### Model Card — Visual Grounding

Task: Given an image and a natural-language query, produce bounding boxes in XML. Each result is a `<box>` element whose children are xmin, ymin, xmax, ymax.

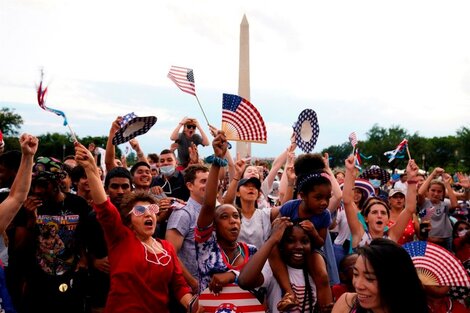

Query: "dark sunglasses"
<box><xmin>186</xmin><ymin>124</ymin><xmax>196</xmax><ymax>130</ymax></box>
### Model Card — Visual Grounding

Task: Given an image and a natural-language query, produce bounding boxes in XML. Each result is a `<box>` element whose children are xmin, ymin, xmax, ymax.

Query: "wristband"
<box><xmin>233</xmin><ymin>177</ymin><xmax>240</xmax><ymax>181</ymax></box>
<box><xmin>204</xmin><ymin>155</ymin><xmax>228</xmax><ymax>167</ymax></box>
<box><xmin>407</xmin><ymin>180</ymin><xmax>417</xmax><ymax>184</ymax></box>
<box><xmin>229</xmin><ymin>269</ymin><xmax>240</xmax><ymax>284</ymax></box>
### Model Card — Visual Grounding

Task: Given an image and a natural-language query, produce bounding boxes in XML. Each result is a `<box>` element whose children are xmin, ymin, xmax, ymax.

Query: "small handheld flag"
<box><xmin>37</xmin><ymin>69</ymin><xmax>78</xmax><ymax>142</ymax></box>
<box><xmin>222</xmin><ymin>94</ymin><xmax>267</xmax><ymax>143</ymax></box>
<box><xmin>349</xmin><ymin>132</ymin><xmax>358</xmax><ymax>154</ymax></box>
<box><xmin>167</xmin><ymin>65</ymin><xmax>210</xmax><ymax>125</ymax></box>
<box><xmin>384</xmin><ymin>139</ymin><xmax>410</xmax><ymax>163</ymax></box>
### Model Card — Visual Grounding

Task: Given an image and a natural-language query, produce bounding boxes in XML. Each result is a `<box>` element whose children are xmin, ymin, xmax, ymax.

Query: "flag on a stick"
<box><xmin>167</xmin><ymin>66</ymin><xmax>196</xmax><ymax>96</ymax></box>
<box><xmin>384</xmin><ymin>139</ymin><xmax>408</xmax><ymax>163</ymax></box>
<box><xmin>349</xmin><ymin>132</ymin><xmax>358</xmax><ymax>147</ymax></box>
<box><xmin>222</xmin><ymin>93</ymin><xmax>267</xmax><ymax>143</ymax></box>
<box><xmin>37</xmin><ymin>70</ymin><xmax>78</xmax><ymax>141</ymax></box>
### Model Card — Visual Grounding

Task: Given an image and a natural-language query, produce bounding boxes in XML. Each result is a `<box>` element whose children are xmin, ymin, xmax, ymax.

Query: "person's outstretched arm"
<box><xmin>390</xmin><ymin>159</ymin><xmax>418</xmax><ymax>242</ymax></box>
<box><xmin>129</xmin><ymin>138</ymin><xmax>148</xmax><ymax>164</ymax></box>
<box><xmin>75</xmin><ymin>142</ymin><xmax>107</xmax><ymax>204</ymax></box>
<box><xmin>0</xmin><ymin>134</ymin><xmax>38</xmax><ymax>233</ymax></box>
<box><xmin>238</xmin><ymin>217</ymin><xmax>292</xmax><ymax>289</ymax></box>
<box><xmin>194</xmin><ymin>119</ymin><xmax>210</xmax><ymax>146</ymax></box>
<box><xmin>197</xmin><ymin>132</ymin><xmax>228</xmax><ymax>229</ymax></box>
<box><xmin>170</xmin><ymin>117</ymin><xmax>187</xmax><ymax>141</ymax></box>
<box><xmin>344</xmin><ymin>155</ymin><xmax>364</xmax><ymax>248</ymax></box>
<box><xmin>105</xmin><ymin>116</ymin><xmax>121</xmax><ymax>172</ymax></box>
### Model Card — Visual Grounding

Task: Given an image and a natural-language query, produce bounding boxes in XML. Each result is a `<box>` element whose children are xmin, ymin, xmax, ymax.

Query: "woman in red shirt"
<box><xmin>75</xmin><ymin>142</ymin><xmax>194</xmax><ymax>313</ymax></box>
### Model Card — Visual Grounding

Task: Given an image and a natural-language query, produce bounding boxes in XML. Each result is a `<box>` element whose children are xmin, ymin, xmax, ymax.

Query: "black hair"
<box><xmin>294</xmin><ymin>153</ymin><xmax>325</xmax><ymax>175</ymax></box>
<box><xmin>130</xmin><ymin>161</ymin><xmax>150</xmax><ymax>176</ymax></box>
<box><xmin>159</xmin><ymin>149</ymin><xmax>175</xmax><ymax>157</ymax></box>
<box><xmin>70</xmin><ymin>165</ymin><xmax>86</xmax><ymax>184</ymax></box>
<box><xmin>0</xmin><ymin>150</ymin><xmax>21</xmax><ymax>171</ymax></box>
<box><xmin>104</xmin><ymin>167</ymin><xmax>132</xmax><ymax>190</ymax></box>
<box><xmin>355</xmin><ymin>238</ymin><xmax>428</xmax><ymax>313</ymax></box>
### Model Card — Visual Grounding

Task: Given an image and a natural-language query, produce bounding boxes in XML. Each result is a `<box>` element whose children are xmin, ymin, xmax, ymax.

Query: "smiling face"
<box><xmin>129</xmin><ymin>200</ymin><xmax>157</xmax><ymax>241</ymax></box>
<box><xmin>300</xmin><ymin>184</ymin><xmax>332</xmax><ymax>215</ymax></box>
<box><xmin>214</xmin><ymin>204</ymin><xmax>241</xmax><ymax>243</ymax></box>
<box><xmin>281</xmin><ymin>226</ymin><xmax>311</xmax><ymax>269</ymax></box>
<box><xmin>132</xmin><ymin>165</ymin><xmax>152</xmax><ymax>189</ymax></box>
<box><xmin>353</xmin><ymin>255</ymin><xmax>382</xmax><ymax>311</ymax></box>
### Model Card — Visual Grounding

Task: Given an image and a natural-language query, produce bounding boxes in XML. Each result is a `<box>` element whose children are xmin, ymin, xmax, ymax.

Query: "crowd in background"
<box><xmin>0</xmin><ymin>116</ymin><xmax>468</xmax><ymax>313</ymax></box>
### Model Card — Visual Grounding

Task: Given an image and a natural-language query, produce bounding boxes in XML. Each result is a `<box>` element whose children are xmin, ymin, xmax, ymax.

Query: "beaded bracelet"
<box><xmin>204</xmin><ymin>154</ymin><xmax>228</xmax><ymax>167</ymax></box>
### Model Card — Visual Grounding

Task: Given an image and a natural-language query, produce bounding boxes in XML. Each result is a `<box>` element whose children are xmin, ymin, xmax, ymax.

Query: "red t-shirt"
<box><xmin>94</xmin><ymin>199</ymin><xmax>191</xmax><ymax>313</ymax></box>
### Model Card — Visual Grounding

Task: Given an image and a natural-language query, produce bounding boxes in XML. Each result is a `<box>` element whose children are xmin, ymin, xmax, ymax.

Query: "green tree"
<box><xmin>322</xmin><ymin>142</ymin><xmax>351</xmax><ymax>169</ymax></box>
<box><xmin>0</xmin><ymin>107</ymin><xmax>23</xmax><ymax>136</ymax></box>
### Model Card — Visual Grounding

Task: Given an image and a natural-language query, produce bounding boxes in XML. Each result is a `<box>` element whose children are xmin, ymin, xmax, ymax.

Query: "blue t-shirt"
<box><xmin>280</xmin><ymin>199</ymin><xmax>331</xmax><ymax>230</ymax></box>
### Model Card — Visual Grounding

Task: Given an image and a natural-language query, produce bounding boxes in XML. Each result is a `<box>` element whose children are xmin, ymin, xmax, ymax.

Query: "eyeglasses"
<box><xmin>127</xmin><ymin>204</ymin><xmax>159</xmax><ymax>216</ymax></box>
<box><xmin>186</xmin><ymin>124</ymin><xmax>196</xmax><ymax>130</ymax></box>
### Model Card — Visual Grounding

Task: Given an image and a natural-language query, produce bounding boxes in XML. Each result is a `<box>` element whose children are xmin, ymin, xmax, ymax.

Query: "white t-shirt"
<box><xmin>334</xmin><ymin>209</ymin><xmax>351</xmax><ymax>246</ymax></box>
<box><xmin>239</xmin><ymin>207</ymin><xmax>272</xmax><ymax>250</ymax></box>
<box><xmin>261</xmin><ymin>262</ymin><xmax>317</xmax><ymax>313</ymax></box>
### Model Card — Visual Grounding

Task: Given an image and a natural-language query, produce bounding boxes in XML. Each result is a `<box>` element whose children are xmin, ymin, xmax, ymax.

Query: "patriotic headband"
<box><xmin>297</xmin><ymin>172</ymin><xmax>330</xmax><ymax>191</ymax></box>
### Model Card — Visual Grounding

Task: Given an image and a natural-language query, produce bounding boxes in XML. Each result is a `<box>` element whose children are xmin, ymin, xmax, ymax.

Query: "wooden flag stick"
<box><xmin>406</xmin><ymin>145</ymin><xmax>412</xmax><ymax>160</ymax></box>
<box><xmin>194</xmin><ymin>95</ymin><xmax>210</xmax><ymax>126</ymax></box>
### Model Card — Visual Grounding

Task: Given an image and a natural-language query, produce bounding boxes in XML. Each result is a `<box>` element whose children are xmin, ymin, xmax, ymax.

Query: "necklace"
<box><xmin>220</xmin><ymin>243</ymin><xmax>242</xmax><ymax>266</ymax></box>
<box><xmin>427</xmin><ymin>298</ymin><xmax>452</xmax><ymax>313</ymax></box>
<box><xmin>141</xmin><ymin>238</ymin><xmax>172</xmax><ymax>266</ymax></box>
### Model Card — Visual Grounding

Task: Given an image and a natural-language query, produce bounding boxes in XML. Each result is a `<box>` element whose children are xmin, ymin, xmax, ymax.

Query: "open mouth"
<box><xmin>376</xmin><ymin>221</ymin><xmax>383</xmax><ymax>225</ymax></box>
<box><xmin>144</xmin><ymin>219</ymin><xmax>153</xmax><ymax>227</ymax></box>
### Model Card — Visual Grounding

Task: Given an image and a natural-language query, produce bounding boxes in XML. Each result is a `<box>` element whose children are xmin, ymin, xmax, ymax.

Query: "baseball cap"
<box><xmin>237</xmin><ymin>177</ymin><xmax>261</xmax><ymax>190</ymax></box>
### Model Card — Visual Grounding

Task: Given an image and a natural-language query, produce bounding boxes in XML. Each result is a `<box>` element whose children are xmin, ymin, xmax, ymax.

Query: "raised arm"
<box><xmin>238</xmin><ymin>217</ymin><xmax>292</xmax><ymax>289</ymax></box>
<box><xmin>197</xmin><ymin>132</ymin><xmax>228</xmax><ymax>229</ymax></box>
<box><xmin>417</xmin><ymin>167</ymin><xmax>443</xmax><ymax>205</ymax></box>
<box><xmin>75</xmin><ymin>141</ymin><xmax>107</xmax><ymax>204</ymax></box>
<box><xmin>170</xmin><ymin>117</ymin><xmax>187</xmax><ymax>141</ymax></box>
<box><xmin>343</xmin><ymin>155</ymin><xmax>364</xmax><ymax>247</ymax></box>
<box><xmin>105</xmin><ymin>116</ymin><xmax>122</xmax><ymax>172</ymax></box>
<box><xmin>279</xmin><ymin>152</ymin><xmax>296</xmax><ymax>205</ymax></box>
<box><xmin>442</xmin><ymin>172</ymin><xmax>458</xmax><ymax>209</ymax></box>
<box><xmin>129</xmin><ymin>138</ymin><xmax>148</xmax><ymax>164</ymax></box>
<box><xmin>324</xmin><ymin>152</ymin><xmax>342</xmax><ymax>213</ymax></box>
<box><xmin>0</xmin><ymin>134</ymin><xmax>38</xmax><ymax>233</ymax></box>
<box><xmin>194</xmin><ymin>119</ymin><xmax>210</xmax><ymax>146</ymax></box>
<box><xmin>222</xmin><ymin>158</ymin><xmax>246</xmax><ymax>205</ymax></box>
<box><xmin>389</xmin><ymin>159</ymin><xmax>419</xmax><ymax>242</ymax></box>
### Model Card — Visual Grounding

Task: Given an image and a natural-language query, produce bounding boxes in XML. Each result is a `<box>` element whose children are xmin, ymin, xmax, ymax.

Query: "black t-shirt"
<box><xmin>14</xmin><ymin>193</ymin><xmax>90</xmax><ymax>277</ymax></box>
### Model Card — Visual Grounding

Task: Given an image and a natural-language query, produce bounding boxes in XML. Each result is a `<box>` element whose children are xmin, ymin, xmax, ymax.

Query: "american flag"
<box><xmin>349</xmin><ymin>132</ymin><xmax>358</xmax><ymax>147</ymax></box>
<box><xmin>419</xmin><ymin>206</ymin><xmax>436</xmax><ymax>221</ymax></box>
<box><xmin>36</xmin><ymin>70</ymin><xmax>69</xmax><ymax>126</ymax></box>
<box><xmin>199</xmin><ymin>284</ymin><xmax>265</xmax><ymax>313</ymax></box>
<box><xmin>120</xmin><ymin>112</ymin><xmax>137</xmax><ymax>127</ymax></box>
<box><xmin>384</xmin><ymin>139</ymin><xmax>408</xmax><ymax>163</ymax></box>
<box><xmin>167</xmin><ymin>65</ymin><xmax>196</xmax><ymax>96</ymax></box>
<box><xmin>403</xmin><ymin>241</ymin><xmax>470</xmax><ymax>287</ymax></box>
<box><xmin>222</xmin><ymin>93</ymin><xmax>267</xmax><ymax>143</ymax></box>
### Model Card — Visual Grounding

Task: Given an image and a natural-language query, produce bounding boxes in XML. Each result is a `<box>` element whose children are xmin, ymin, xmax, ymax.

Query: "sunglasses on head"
<box><xmin>186</xmin><ymin>124</ymin><xmax>196</xmax><ymax>130</ymax></box>
<box><xmin>128</xmin><ymin>204</ymin><xmax>160</xmax><ymax>216</ymax></box>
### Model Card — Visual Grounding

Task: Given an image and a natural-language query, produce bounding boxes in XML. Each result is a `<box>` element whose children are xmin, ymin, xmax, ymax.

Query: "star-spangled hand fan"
<box><xmin>403</xmin><ymin>241</ymin><xmax>470</xmax><ymax>287</ymax></box>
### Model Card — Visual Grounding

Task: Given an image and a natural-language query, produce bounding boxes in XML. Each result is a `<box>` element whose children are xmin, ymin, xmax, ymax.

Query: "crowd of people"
<box><xmin>0</xmin><ymin>116</ymin><xmax>469</xmax><ymax>313</ymax></box>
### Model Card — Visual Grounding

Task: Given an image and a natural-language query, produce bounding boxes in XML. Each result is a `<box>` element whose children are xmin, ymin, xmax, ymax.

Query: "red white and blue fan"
<box><xmin>403</xmin><ymin>241</ymin><xmax>470</xmax><ymax>287</ymax></box>
<box><xmin>221</xmin><ymin>94</ymin><xmax>267</xmax><ymax>143</ymax></box>
<box><xmin>198</xmin><ymin>284</ymin><xmax>264</xmax><ymax>313</ymax></box>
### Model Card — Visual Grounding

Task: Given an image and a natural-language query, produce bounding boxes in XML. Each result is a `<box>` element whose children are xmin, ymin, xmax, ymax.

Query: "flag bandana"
<box><xmin>384</xmin><ymin>139</ymin><xmax>408</xmax><ymax>163</ymax></box>
<box><xmin>167</xmin><ymin>66</ymin><xmax>196</xmax><ymax>96</ymax></box>
<box><xmin>221</xmin><ymin>93</ymin><xmax>267</xmax><ymax>143</ymax></box>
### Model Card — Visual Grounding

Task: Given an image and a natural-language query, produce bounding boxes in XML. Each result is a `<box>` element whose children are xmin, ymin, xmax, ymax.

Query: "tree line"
<box><xmin>1</xmin><ymin>107</ymin><xmax>468</xmax><ymax>173</ymax></box>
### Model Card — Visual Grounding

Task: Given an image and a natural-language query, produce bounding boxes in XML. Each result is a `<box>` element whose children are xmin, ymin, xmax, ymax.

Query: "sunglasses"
<box><xmin>127</xmin><ymin>204</ymin><xmax>160</xmax><ymax>216</ymax></box>
<box><xmin>186</xmin><ymin>124</ymin><xmax>196</xmax><ymax>130</ymax></box>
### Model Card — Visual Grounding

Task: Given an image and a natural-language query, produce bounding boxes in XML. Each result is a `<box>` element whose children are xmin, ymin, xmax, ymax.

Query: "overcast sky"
<box><xmin>1</xmin><ymin>0</ymin><xmax>469</xmax><ymax>159</ymax></box>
